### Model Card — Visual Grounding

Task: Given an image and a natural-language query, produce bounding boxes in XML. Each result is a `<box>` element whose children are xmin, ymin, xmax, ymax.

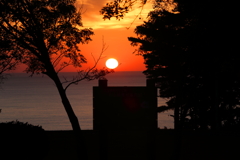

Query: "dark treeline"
<box><xmin>102</xmin><ymin>0</ymin><xmax>240</xmax><ymax>130</ymax></box>
<box><xmin>130</xmin><ymin>1</ymin><xmax>240</xmax><ymax>130</ymax></box>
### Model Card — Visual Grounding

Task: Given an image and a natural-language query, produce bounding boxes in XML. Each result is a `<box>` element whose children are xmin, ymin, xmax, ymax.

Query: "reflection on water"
<box><xmin>0</xmin><ymin>71</ymin><xmax>173</xmax><ymax>130</ymax></box>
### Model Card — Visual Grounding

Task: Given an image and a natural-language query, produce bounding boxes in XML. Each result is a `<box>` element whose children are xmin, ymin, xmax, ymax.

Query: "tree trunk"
<box><xmin>48</xmin><ymin>70</ymin><xmax>89</xmax><ymax>160</ymax></box>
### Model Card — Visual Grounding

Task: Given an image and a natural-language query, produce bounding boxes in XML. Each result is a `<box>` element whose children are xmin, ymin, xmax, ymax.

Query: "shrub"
<box><xmin>0</xmin><ymin>120</ymin><xmax>49</xmax><ymax>160</ymax></box>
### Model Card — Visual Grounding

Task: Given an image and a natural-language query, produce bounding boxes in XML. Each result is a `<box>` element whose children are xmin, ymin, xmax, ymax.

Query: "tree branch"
<box><xmin>63</xmin><ymin>39</ymin><xmax>111</xmax><ymax>91</ymax></box>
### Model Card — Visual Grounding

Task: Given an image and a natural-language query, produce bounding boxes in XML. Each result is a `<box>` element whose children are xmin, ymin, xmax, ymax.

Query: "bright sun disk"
<box><xmin>106</xmin><ymin>58</ymin><xmax>118</xmax><ymax>69</ymax></box>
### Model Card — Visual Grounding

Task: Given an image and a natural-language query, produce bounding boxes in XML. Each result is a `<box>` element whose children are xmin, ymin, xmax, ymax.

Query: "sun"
<box><xmin>106</xmin><ymin>58</ymin><xmax>119</xmax><ymax>69</ymax></box>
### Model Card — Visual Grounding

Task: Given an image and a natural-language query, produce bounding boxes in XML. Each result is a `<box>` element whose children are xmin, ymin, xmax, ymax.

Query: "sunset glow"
<box><xmin>11</xmin><ymin>0</ymin><xmax>152</xmax><ymax>73</ymax></box>
<box><xmin>67</xmin><ymin>0</ymin><xmax>153</xmax><ymax>72</ymax></box>
<box><xmin>106</xmin><ymin>58</ymin><xmax>119</xmax><ymax>69</ymax></box>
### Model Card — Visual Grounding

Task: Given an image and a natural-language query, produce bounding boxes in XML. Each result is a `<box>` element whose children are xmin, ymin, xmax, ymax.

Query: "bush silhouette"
<box><xmin>0</xmin><ymin>120</ymin><xmax>49</xmax><ymax>160</ymax></box>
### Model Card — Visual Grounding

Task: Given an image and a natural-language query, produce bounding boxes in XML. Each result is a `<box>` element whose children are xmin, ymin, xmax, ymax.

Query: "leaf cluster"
<box><xmin>0</xmin><ymin>0</ymin><xmax>93</xmax><ymax>75</ymax></box>
<box><xmin>0</xmin><ymin>28</ymin><xmax>21</xmax><ymax>81</ymax></box>
<box><xmin>100</xmin><ymin>0</ymin><xmax>178</xmax><ymax>20</ymax></box>
<box><xmin>100</xmin><ymin>0</ymin><xmax>147</xmax><ymax>20</ymax></box>
<box><xmin>128</xmin><ymin>0</ymin><xmax>240</xmax><ymax>130</ymax></box>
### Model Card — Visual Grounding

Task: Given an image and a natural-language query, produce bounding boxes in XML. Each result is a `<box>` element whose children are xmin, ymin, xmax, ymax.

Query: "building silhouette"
<box><xmin>93</xmin><ymin>79</ymin><xmax>157</xmax><ymax>130</ymax></box>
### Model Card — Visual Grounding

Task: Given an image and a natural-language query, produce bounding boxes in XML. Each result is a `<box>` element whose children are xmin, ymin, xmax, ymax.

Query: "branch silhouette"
<box><xmin>63</xmin><ymin>40</ymin><xmax>112</xmax><ymax>92</ymax></box>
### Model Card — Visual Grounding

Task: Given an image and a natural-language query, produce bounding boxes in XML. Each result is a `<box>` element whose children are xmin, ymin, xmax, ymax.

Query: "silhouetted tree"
<box><xmin>0</xmin><ymin>0</ymin><xmax>111</xmax><ymax>159</ymax></box>
<box><xmin>101</xmin><ymin>0</ymin><xmax>240</xmax><ymax>130</ymax></box>
<box><xmin>0</xmin><ymin>52</ymin><xmax>17</xmax><ymax>83</ymax></box>
<box><xmin>0</xmin><ymin>28</ymin><xmax>20</xmax><ymax>82</ymax></box>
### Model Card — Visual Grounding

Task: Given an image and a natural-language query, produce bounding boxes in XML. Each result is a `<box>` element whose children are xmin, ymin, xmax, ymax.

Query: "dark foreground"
<box><xmin>43</xmin><ymin>130</ymin><xmax>240</xmax><ymax>160</ymax></box>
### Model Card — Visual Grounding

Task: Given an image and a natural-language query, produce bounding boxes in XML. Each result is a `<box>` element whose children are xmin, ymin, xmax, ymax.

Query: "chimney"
<box><xmin>98</xmin><ymin>77</ymin><xmax>108</xmax><ymax>87</ymax></box>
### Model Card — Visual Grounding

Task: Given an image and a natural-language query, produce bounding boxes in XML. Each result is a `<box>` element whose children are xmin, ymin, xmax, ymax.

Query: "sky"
<box><xmin>62</xmin><ymin>0</ymin><xmax>153</xmax><ymax>72</ymax></box>
<box><xmin>11</xmin><ymin>0</ymin><xmax>153</xmax><ymax>73</ymax></box>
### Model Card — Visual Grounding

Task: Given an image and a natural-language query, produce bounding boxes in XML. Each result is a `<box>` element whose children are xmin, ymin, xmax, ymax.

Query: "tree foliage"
<box><xmin>102</xmin><ymin>0</ymin><xmax>240</xmax><ymax>130</ymax></box>
<box><xmin>101</xmin><ymin>0</ymin><xmax>178</xmax><ymax>20</ymax></box>
<box><xmin>0</xmin><ymin>28</ymin><xmax>20</xmax><ymax>82</ymax></box>
<box><xmin>0</xmin><ymin>0</ymin><xmax>95</xmax><ymax>75</ymax></box>
<box><xmin>0</xmin><ymin>1</ymin><xmax>110</xmax><ymax>159</ymax></box>
<box><xmin>0</xmin><ymin>120</ymin><xmax>48</xmax><ymax>160</ymax></box>
<box><xmin>101</xmin><ymin>0</ymin><xmax>141</xmax><ymax>20</ymax></box>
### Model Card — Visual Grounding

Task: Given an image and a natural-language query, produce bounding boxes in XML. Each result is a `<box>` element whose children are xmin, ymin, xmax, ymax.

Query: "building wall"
<box><xmin>93</xmin><ymin>79</ymin><xmax>157</xmax><ymax>130</ymax></box>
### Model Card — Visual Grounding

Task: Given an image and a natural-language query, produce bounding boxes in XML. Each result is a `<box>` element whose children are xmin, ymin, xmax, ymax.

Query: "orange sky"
<box><xmin>13</xmin><ymin>0</ymin><xmax>152</xmax><ymax>72</ymax></box>
<box><xmin>62</xmin><ymin>0</ymin><xmax>153</xmax><ymax>72</ymax></box>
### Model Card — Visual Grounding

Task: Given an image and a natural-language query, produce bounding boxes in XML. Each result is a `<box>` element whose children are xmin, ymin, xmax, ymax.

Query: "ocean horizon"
<box><xmin>0</xmin><ymin>71</ymin><xmax>173</xmax><ymax>130</ymax></box>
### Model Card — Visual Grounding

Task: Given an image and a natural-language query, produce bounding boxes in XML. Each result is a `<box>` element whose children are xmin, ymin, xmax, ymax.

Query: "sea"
<box><xmin>0</xmin><ymin>71</ymin><xmax>173</xmax><ymax>130</ymax></box>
